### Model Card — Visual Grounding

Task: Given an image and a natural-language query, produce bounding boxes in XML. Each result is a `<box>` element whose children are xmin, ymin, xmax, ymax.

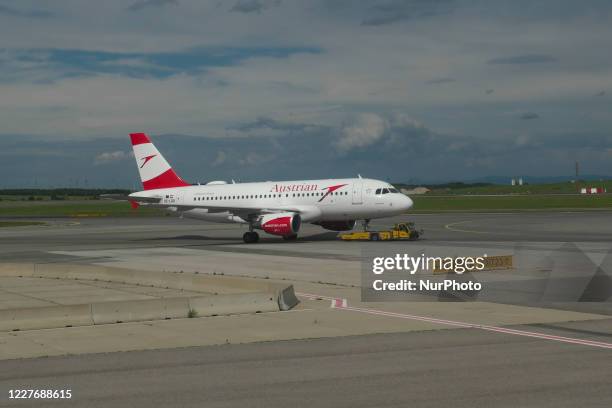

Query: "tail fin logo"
<box><xmin>139</xmin><ymin>154</ymin><xmax>157</xmax><ymax>168</ymax></box>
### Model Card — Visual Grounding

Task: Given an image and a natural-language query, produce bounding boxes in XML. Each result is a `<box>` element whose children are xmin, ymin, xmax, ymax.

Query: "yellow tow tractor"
<box><xmin>339</xmin><ymin>222</ymin><xmax>423</xmax><ymax>241</ymax></box>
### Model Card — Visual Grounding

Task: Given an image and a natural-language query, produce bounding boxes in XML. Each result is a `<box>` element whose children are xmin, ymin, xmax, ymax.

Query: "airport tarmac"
<box><xmin>1</xmin><ymin>211</ymin><xmax>612</xmax><ymax>260</ymax></box>
<box><xmin>0</xmin><ymin>211</ymin><xmax>611</xmax><ymax>407</ymax></box>
<box><xmin>2</xmin><ymin>325</ymin><xmax>612</xmax><ymax>408</ymax></box>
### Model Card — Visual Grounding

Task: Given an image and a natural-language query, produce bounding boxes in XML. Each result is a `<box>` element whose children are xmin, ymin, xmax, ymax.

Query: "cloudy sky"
<box><xmin>0</xmin><ymin>0</ymin><xmax>611</xmax><ymax>187</ymax></box>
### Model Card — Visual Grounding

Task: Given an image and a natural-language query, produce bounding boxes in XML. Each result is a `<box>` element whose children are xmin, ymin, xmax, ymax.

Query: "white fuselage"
<box><xmin>130</xmin><ymin>177</ymin><xmax>413</xmax><ymax>224</ymax></box>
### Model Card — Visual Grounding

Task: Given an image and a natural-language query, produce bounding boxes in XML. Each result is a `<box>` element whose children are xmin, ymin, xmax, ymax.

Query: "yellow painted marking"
<box><xmin>444</xmin><ymin>220</ymin><xmax>490</xmax><ymax>234</ymax></box>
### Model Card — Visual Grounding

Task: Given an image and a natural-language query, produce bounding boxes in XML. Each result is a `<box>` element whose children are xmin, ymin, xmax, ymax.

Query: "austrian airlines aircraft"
<box><xmin>122</xmin><ymin>133</ymin><xmax>413</xmax><ymax>243</ymax></box>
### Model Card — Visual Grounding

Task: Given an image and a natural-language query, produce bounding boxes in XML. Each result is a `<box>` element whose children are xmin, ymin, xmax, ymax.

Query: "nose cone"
<box><xmin>402</xmin><ymin>195</ymin><xmax>413</xmax><ymax>211</ymax></box>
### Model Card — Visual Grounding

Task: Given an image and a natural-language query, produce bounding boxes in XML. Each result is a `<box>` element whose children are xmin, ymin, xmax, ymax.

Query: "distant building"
<box><xmin>581</xmin><ymin>187</ymin><xmax>606</xmax><ymax>194</ymax></box>
<box><xmin>518</xmin><ymin>178</ymin><xmax>523</xmax><ymax>186</ymax></box>
<box><xmin>511</xmin><ymin>178</ymin><xmax>516</xmax><ymax>186</ymax></box>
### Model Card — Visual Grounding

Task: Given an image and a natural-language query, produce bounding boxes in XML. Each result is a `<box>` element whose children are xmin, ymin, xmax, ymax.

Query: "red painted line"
<box><xmin>295</xmin><ymin>292</ymin><xmax>612</xmax><ymax>350</ymax></box>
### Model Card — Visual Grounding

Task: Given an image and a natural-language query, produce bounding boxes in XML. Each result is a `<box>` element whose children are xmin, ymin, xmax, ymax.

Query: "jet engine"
<box><xmin>256</xmin><ymin>213</ymin><xmax>301</xmax><ymax>236</ymax></box>
<box><xmin>315</xmin><ymin>220</ymin><xmax>356</xmax><ymax>231</ymax></box>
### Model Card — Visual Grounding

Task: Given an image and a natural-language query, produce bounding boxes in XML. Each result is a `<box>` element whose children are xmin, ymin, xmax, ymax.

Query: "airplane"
<box><xmin>113</xmin><ymin>132</ymin><xmax>413</xmax><ymax>243</ymax></box>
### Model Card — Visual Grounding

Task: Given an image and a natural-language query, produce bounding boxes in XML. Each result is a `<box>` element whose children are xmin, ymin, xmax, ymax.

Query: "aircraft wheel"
<box><xmin>370</xmin><ymin>233</ymin><xmax>380</xmax><ymax>241</ymax></box>
<box><xmin>243</xmin><ymin>231</ymin><xmax>260</xmax><ymax>243</ymax></box>
<box><xmin>282</xmin><ymin>234</ymin><xmax>298</xmax><ymax>241</ymax></box>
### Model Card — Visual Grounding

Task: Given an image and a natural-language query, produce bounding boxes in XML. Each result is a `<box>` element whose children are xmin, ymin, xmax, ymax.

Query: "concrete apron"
<box><xmin>0</xmin><ymin>263</ymin><xmax>299</xmax><ymax>331</ymax></box>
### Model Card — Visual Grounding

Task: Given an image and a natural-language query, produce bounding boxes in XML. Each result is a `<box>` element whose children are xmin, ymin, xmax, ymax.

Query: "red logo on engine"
<box><xmin>263</xmin><ymin>216</ymin><xmax>293</xmax><ymax>235</ymax></box>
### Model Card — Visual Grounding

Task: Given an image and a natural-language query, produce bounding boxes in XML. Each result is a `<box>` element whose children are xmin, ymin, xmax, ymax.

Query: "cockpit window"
<box><xmin>382</xmin><ymin>188</ymin><xmax>389</xmax><ymax>194</ymax></box>
<box><xmin>375</xmin><ymin>188</ymin><xmax>382</xmax><ymax>195</ymax></box>
<box><xmin>389</xmin><ymin>188</ymin><xmax>399</xmax><ymax>193</ymax></box>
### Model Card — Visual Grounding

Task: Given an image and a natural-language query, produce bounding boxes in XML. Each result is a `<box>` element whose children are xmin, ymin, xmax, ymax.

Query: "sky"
<box><xmin>0</xmin><ymin>0</ymin><xmax>611</xmax><ymax>187</ymax></box>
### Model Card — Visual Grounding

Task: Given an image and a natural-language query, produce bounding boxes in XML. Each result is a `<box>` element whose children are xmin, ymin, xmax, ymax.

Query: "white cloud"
<box><xmin>94</xmin><ymin>150</ymin><xmax>132</xmax><ymax>165</ymax></box>
<box><xmin>336</xmin><ymin>113</ymin><xmax>387</xmax><ymax>152</ymax></box>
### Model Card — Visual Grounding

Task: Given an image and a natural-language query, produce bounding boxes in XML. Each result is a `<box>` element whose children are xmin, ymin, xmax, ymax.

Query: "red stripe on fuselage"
<box><xmin>142</xmin><ymin>169</ymin><xmax>190</xmax><ymax>190</ymax></box>
<box><xmin>130</xmin><ymin>132</ymin><xmax>151</xmax><ymax>146</ymax></box>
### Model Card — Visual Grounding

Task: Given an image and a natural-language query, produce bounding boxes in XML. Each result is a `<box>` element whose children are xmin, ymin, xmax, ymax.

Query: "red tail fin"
<box><xmin>130</xmin><ymin>133</ymin><xmax>190</xmax><ymax>190</ymax></box>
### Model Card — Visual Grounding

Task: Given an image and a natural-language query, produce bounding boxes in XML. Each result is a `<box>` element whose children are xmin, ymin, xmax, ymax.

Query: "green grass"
<box><xmin>411</xmin><ymin>194</ymin><xmax>612</xmax><ymax>212</ymax></box>
<box><xmin>0</xmin><ymin>201</ymin><xmax>165</xmax><ymax>217</ymax></box>
<box><xmin>0</xmin><ymin>221</ymin><xmax>46</xmax><ymax>227</ymax></box>
<box><xmin>1</xmin><ymin>193</ymin><xmax>611</xmax><ymax>217</ymax></box>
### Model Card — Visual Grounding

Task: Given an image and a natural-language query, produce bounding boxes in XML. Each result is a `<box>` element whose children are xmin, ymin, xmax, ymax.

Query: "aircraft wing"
<box><xmin>179</xmin><ymin>204</ymin><xmax>322</xmax><ymax>222</ymax></box>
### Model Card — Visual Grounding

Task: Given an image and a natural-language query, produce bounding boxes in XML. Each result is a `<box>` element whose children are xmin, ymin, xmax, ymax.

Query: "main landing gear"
<box><xmin>243</xmin><ymin>231</ymin><xmax>259</xmax><ymax>243</ymax></box>
<box><xmin>362</xmin><ymin>219</ymin><xmax>371</xmax><ymax>232</ymax></box>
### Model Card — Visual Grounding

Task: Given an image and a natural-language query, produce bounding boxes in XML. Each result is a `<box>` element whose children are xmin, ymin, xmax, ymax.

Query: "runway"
<box><xmin>0</xmin><ymin>211</ymin><xmax>611</xmax><ymax>406</ymax></box>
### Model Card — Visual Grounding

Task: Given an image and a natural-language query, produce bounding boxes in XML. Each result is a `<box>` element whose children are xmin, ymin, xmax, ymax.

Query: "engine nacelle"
<box><xmin>316</xmin><ymin>220</ymin><xmax>356</xmax><ymax>231</ymax></box>
<box><xmin>257</xmin><ymin>213</ymin><xmax>301</xmax><ymax>236</ymax></box>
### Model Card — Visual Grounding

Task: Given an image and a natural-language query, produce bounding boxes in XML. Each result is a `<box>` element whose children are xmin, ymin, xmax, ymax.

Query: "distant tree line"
<box><xmin>0</xmin><ymin>189</ymin><xmax>131</xmax><ymax>200</ymax></box>
<box><xmin>394</xmin><ymin>182</ymin><xmax>493</xmax><ymax>190</ymax></box>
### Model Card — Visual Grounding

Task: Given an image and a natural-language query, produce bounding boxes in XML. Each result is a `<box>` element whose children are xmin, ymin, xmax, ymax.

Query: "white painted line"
<box><xmin>338</xmin><ymin>304</ymin><xmax>612</xmax><ymax>350</ymax></box>
<box><xmin>296</xmin><ymin>291</ymin><xmax>612</xmax><ymax>349</ymax></box>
